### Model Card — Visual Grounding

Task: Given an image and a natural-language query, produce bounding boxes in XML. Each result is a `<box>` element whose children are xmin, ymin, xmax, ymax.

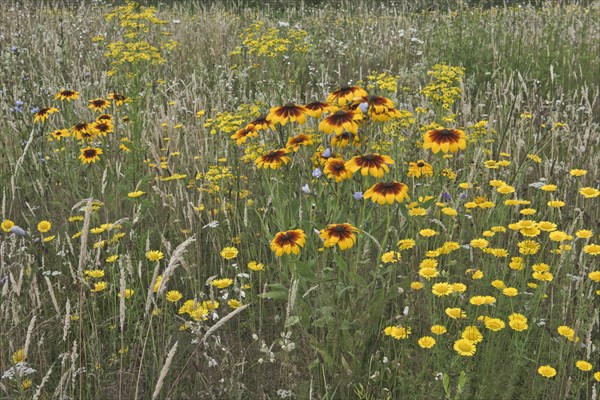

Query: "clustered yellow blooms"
<box><xmin>104</xmin><ymin>1</ymin><xmax>175</xmax><ymax>76</ymax></box>
<box><xmin>230</xmin><ymin>20</ymin><xmax>311</xmax><ymax>59</ymax></box>
<box><xmin>421</xmin><ymin>63</ymin><xmax>466</xmax><ymax>109</ymax></box>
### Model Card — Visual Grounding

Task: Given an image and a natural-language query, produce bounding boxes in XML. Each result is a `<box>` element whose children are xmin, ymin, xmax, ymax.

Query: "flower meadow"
<box><xmin>1</xmin><ymin>1</ymin><xmax>599</xmax><ymax>399</ymax></box>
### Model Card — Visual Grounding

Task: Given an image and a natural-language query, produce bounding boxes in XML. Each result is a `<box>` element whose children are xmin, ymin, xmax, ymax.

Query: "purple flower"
<box><xmin>442</xmin><ymin>192</ymin><xmax>452</xmax><ymax>201</ymax></box>
<box><xmin>353</xmin><ymin>191</ymin><xmax>363</xmax><ymax>200</ymax></box>
<box><xmin>301</xmin><ymin>184</ymin><xmax>311</xmax><ymax>194</ymax></box>
<box><xmin>312</xmin><ymin>168</ymin><xmax>322</xmax><ymax>178</ymax></box>
<box><xmin>359</xmin><ymin>102</ymin><xmax>369</xmax><ymax>114</ymax></box>
<box><xmin>321</xmin><ymin>148</ymin><xmax>331</xmax><ymax>158</ymax></box>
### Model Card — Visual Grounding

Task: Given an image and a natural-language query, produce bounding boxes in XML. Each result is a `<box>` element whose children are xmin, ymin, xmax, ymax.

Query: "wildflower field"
<box><xmin>1</xmin><ymin>0</ymin><xmax>599</xmax><ymax>398</ymax></box>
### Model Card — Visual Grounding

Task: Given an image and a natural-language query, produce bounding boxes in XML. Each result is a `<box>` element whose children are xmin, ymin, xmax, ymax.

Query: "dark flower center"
<box><xmin>417</xmin><ymin>162</ymin><xmax>425</xmax><ymax>167</ymax></box>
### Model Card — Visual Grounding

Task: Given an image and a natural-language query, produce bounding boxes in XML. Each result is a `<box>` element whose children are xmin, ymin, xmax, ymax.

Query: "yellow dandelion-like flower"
<box><xmin>166</xmin><ymin>290</ymin><xmax>183</xmax><ymax>303</ymax></box>
<box><xmin>37</xmin><ymin>220</ymin><xmax>51</xmax><ymax>233</ymax></box>
<box><xmin>92</xmin><ymin>281</ymin><xmax>108</xmax><ymax>292</ymax></box>
<box><xmin>418</xmin><ymin>336</ymin><xmax>436</xmax><ymax>349</ymax></box>
<box><xmin>146</xmin><ymin>250</ymin><xmax>164</xmax><ymax>262</ymax></box>
<box><xmin>431</xmin><ymin>325</ymin><xmax>447</xmax><ymax>335</ymax></box>
<box><xmin>220</xmin><ymin>246</ymin><xmax>238</xmax><ymax>259</ymax></box>
<box><xmin>454</xmin><ymin>338</ymin><xmax>476</xmax><ymax>356</ymax></box>
<box><xmin>575</xmin><ymin>361</ymin><xmax>592</xmax><ymax>371</ymax></box>
<box><xmin>211</xmin><ymin>278</ymin><xmax>233</xmax><ymax>289</ymax></box>
<box><xmin>537</xmin><ymin>365</ymin><xmax>556</xmax><ymax>378</ymax></box>
<box><xmin>579</xmin><ymin>187</ymin><xmax>600</xmax><ymax>198</ymax></box>
<box><xmin>1</xmin><ymin>219</ymin><xmax>15</xmax><ymax>232</ymax></box>
<box><xmin>128</xmin><ymin>191</ymin><xmax>145</xmax><ymax>198</ymax></box>
<box><xmin>383</xmin><ymin>325</ymin><xmax>411</xmax><ymax>340</ymax></box>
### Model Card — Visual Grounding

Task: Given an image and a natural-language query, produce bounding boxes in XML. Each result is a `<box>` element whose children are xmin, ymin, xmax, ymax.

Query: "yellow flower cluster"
<box><xmin>230</xmin><ymin>21</ymin><xmax>311</xmax><ymax>58</ymax></box>
<box><xmin>104</xmin><ymin>1</ymin><xmax>175</xmax><ymax>77</ymax></box>
<box><xmin>421</xmin><ymin>63</ymin><xmax>465</xmax><ymax>110</ymax></box>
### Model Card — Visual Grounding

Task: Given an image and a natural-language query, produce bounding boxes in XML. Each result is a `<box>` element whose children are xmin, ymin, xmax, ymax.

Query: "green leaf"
<box><xmin>295</xmin><ymin>260</ymin><xmax>316</xmax><ymax>281</ymax></box>
<box><xmin>258</xmin><ymin>283</ymin><xmax>288</xmax><ymax>300</ymax></box>
<box><xmin>285</xmin><ymin>315</ymin><xmax>300</xmax><ymax>328</ymax></box>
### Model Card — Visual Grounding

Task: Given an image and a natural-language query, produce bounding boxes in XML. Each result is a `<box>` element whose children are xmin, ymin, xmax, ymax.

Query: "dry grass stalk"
<box><xmin>151</xmin><ymin>341</ymin><xmax>179</xmax><ymax>400</ymax></box>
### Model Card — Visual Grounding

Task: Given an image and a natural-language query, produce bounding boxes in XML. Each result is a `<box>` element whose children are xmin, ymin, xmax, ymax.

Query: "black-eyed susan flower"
<box><xmin>231</xmin><ymin>125</ymin><xmax>258</xmax><ymax>145</ymax></box>
<box><xmin>286</xmin><ymin>133</ymin><xmax>314</xmax><ymax>151</ymax></box>
<box><xmin>423</xmin><ymin>128</ymin><xmax>467</xmax><ymax>154</ymax></box>
<box><xmin>96</xmin><ymin>114</ymin><xmax>112</xmax><ymax>122</ymax></box>
<box><xmin>108</xmin><ymin>93</ymin><xmax>130</xmax><ymax>106</ymax></box>
<box><xmin>326</xmin><ymin>86</ymin><xmax>368</xmax><ymax>106</ymax></box>
<box><xmin>407</xmin><ymin>160</ymin><xmax>433</xmax><ymax>178</ymax></box>
<box><xmin>49</xmin><ymin>129</ymin><xmax>71</xmax><ymax>140</ymax></box>
<box><xmin>255</xmin><ymin>149</ymin><xmax>290</xmax><ymax>170</ymax></box>
<box><xmin>352</xmin><ymin>95</ymin><xmax>395</xmax><ymax>114</ymax></box>
<box><xmin>270</xmin><ymin>229</ymin><xmax>306</xmax><ymax>256</ymax></box>
<box><xmin>346</xmin><ymin>153</ymin><xmax>394</xmax><ymax>177</ymax></box>
<box><xmin>72</xmin><ymin>122</ymin><xmax>93</xmax><ymax>141</ymax></box>
<box><xmin>304</xmin><ymin>101</ymin><xmax>336</xmax><ymax>118</ymax></box>
<box><xmin>588</xmin><ymin>271</ymin><xmax>600</xmax><ymax>282</ymax></box>
<box><xmin>34</xmin><ymin>107</ymin><xmax>59</xmax><ymax>123</ymax></box>
<box><xmin>247</xmin><ymin>115</ymin><xmax>274</xmax><ymax>131</ymax></box>
<box><xmin>330</xmin><ymin>131</ymin><xmax>360</xmax><ymax>147</ymax></box>
<box><xmin>79</xmin><ymin>146</ymin><xmax>103</xmax><ymax>164</ymax></box>
<box><xmin>91</xmin><ymin>120</ymin><xmax>113</xmax><ymax>136</ymax></box>
<box><xmin>323</xmin><ymin>158</ymin><xmax>353</xmax><ymax>182</ymax></box>
<box><xmin>267</xmin><ymin>104</ymin><xmax>308</xmax><ymax>126</ymax></box>
<box><xmin>537</xmin><ymin>365</ymin><xmax>557</xmax><ymax>378</ymax></box>
<box><xmin>88</xmin><ymin>98</ymin><xmax>110</xmax><ymax>112</ymax></box>
<box><xmin>364</xmin><ymin>181</ymin><xmax>409</xmax><ymax>205</ymax></box>
<box><xmin>318</xmin><ymin>109</ymin><xmax>362</xmax><ymax>135</ymax></box>
<box><xmin>146</xmin><ymin>250</ymin><xmax>164</xmax><ymax>262</ymax></box>
<box><xmin>55</xmin><ymin>89</ymin><xmax>79</xmax><ymax>101</ymax></box>
<box><xmin>454</xmin><ymin>338</ymin><xmax>476</xmax><ymax>356</ymax></box>
<box><xmin>319</xmin><ymin>223</ymin><xmax>359</xmax><ymax>250</ymax></box>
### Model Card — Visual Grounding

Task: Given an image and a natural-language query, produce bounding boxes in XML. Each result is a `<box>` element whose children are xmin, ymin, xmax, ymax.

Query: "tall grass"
<box><xmin>0</xmin><ymin>1</ymin><xmax>599</xmax><ymax>399</ymax></box>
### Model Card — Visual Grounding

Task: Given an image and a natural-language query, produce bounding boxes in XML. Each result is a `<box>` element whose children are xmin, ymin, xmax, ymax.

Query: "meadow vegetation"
<box><xmin>0</xmin><ymin>1</ymin><xmax>599</xmax><ymax>399</ymax></box>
